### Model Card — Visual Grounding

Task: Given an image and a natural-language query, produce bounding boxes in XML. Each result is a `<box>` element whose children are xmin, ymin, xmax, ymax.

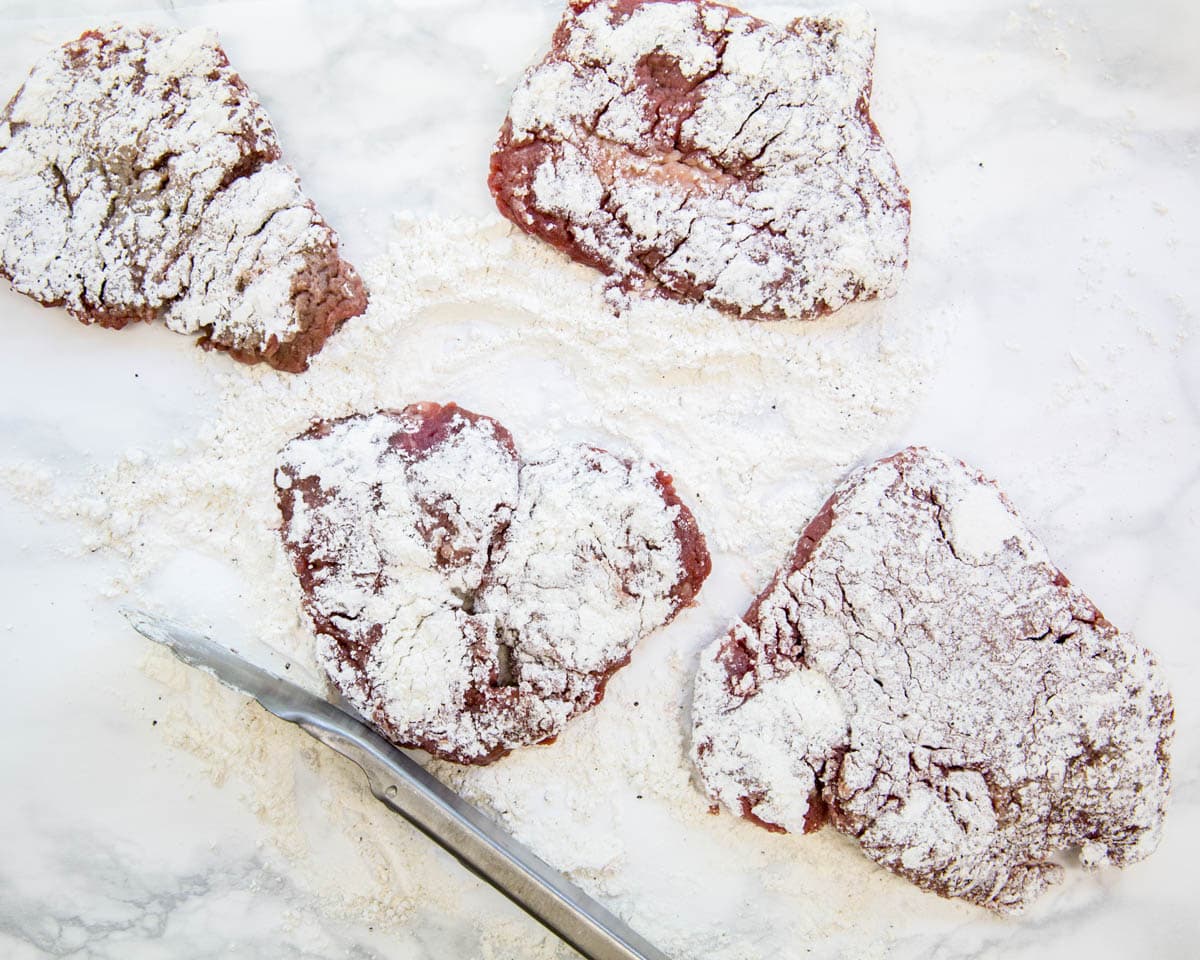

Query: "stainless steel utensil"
<box><xmin>123</xmin><ymin>608</ymin><xmax>670</xmax><ymax>960</ymax></box>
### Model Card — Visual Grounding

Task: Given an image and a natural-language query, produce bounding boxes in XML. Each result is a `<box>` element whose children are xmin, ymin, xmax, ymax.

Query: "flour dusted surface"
<box><xmin>691</xmin><ymin>447</ymin><xmax>1174</xmax><ymax>913</ymax></box>
<box><xmin>0</xmin><ymin>25</ymin><xmax>366</xmax><ymax>370</ymax></box>
<box><xmin>276</xmin><ymin>403</ymin><xmax>709</xmax><ymax>764</ymax></box>
<box><xmin>490</xmin><ymin>0</ymin><xmax>909</xmax><ymax>318</ymax></box>
<box><xmin>7</xmin><ymin>215</ymin><xmax>941</xmax><ymax>957</ymax></box>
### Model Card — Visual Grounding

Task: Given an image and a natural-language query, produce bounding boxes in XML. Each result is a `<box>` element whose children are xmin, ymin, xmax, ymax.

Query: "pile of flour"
<box><xmin>7</xmin><ymin>214</ymin><xmax>945</xmax><ymax>957</ymax></box>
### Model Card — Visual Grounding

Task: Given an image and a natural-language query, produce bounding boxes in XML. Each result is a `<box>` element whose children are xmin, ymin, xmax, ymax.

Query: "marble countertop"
<box><xmin>0</xmin><ymin>0</ymin><xmax>1197</xmax><ymax>957</ymax></box>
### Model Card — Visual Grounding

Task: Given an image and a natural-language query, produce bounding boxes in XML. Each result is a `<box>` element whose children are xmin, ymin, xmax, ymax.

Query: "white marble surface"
<box><xmin>0</xmin><ymin>0</ymin><xmax>1198</xmax><ymax>957</ymax></box>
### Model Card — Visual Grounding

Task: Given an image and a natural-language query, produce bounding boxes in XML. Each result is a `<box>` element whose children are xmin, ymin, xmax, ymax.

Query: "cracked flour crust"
<box><xmin>490</xmin><ymin>0</ymin><xmax>909</xmax><ymax>319</ymax></box>
<box><xmin>692</xmin><ymin>446</ymin><xmax>1173</xmax><ymax>913</ymax></box>
<box><xmin>0</xmin><ymin>25</ymin><xmax>366</xmax><ymax>372</ymax></box>
<box><xmin>276</xmin><ymin>402</ymin><xmax>710</xmax><ymax>764</ymax></box>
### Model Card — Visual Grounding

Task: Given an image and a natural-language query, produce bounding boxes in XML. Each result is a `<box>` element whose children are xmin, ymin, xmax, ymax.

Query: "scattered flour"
<box><xmin>2</xmin><ymin>213</ymin><xmax>943</xmax><ymax>957</ymax></box>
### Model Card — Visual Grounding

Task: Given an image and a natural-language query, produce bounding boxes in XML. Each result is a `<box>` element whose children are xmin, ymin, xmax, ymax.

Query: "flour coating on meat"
<box><xmin>276</xmin><ymin>403</ymin><xmax>710</xmax><ymax>764</ymax></box>
<box><xmin>490</xmin><ymin>0</ymin><xmax>909</xmax><ymax>318</ymax></box>
<box><xmin>691</xmin><ymin>447</ymin><xmax>1173</xmax><ymax>912</ymax></box>
<box><xmin>0</xmin><ymin>26</ymin><xmax>366</xmax><ymax>371</ymax></box>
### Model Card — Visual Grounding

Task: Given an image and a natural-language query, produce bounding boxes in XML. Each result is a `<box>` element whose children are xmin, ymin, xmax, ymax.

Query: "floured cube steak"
<box><xmin>0</xmin><ymin>26</ymin><xmax>367</xmax><ymax>372</ymax></box>
<box><xmin>277</xmin><ymin>402</ymin><xmax>710</xmax><ymax>764</ymax></box>
<box><xmin>691</xmin><ymin>447</ymin><xmax>1173</xmax><ymax>913</ymax></box>
<box><xmin>489</xmin><ymin>0</ymin><xmax>909</xmax><ymax>319</ymax></box>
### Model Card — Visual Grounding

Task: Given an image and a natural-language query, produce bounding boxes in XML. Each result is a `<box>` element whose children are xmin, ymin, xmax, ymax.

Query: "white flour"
<box><xmin>691</xmin><ymin>447</ymin><xmax>1172</xmax><ymax>914</ymax></box>
<box><xmin>495</xmin><ymin>0</ymin><xmax>909</xmax><ymax>319</ymax></box>
<box><xmin>0</xmin><ymin>25</ymin><xmax>353</xmax><ymax>359</ymax></box>
<box><xmin>276</xmin><ymin>405</ymin><xmax>695</xmax><ymax>763</ymax></box>
<box><xmin>5</xmin><ymin>214</ymin><xmax>942</xmax><ymax>957</ymax></box>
